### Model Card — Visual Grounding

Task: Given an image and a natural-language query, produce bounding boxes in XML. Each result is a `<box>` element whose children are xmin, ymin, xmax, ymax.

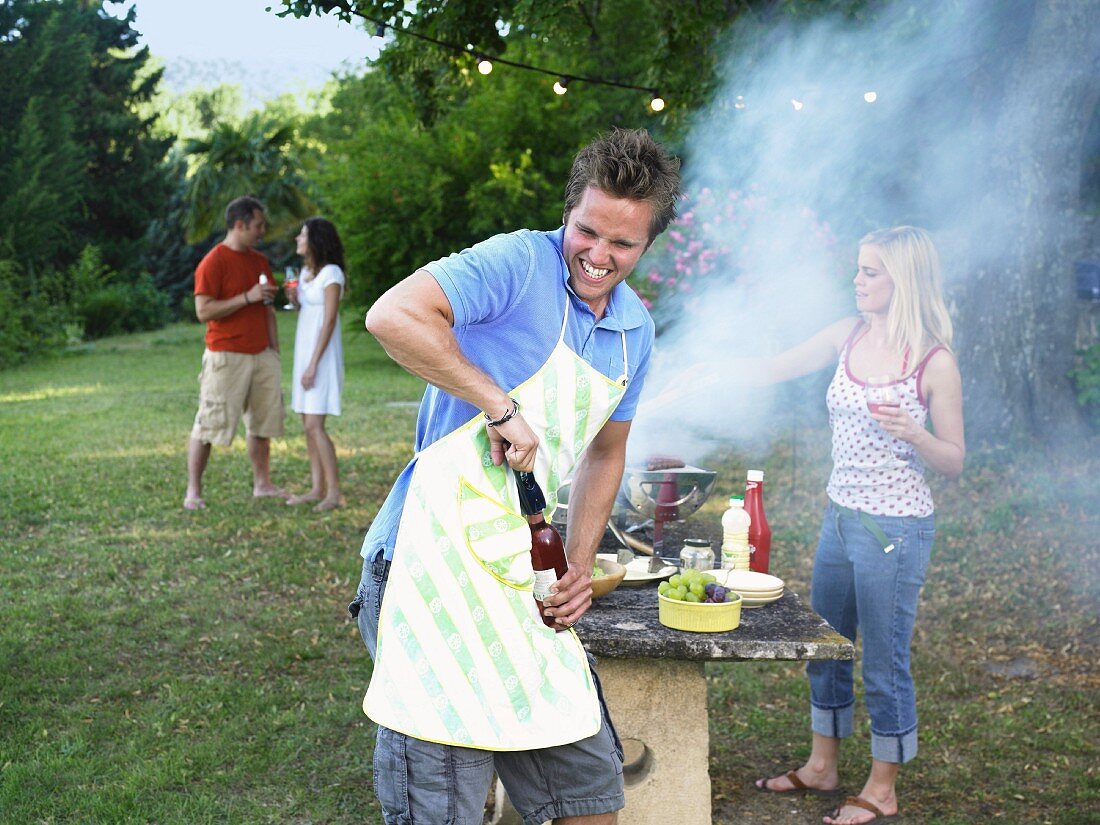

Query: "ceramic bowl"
<box><xmin>590</xmin><ymin>557</ymin><xmax>627</xmax><ymax>598</ymax></box>
<box><xmin>658</xmin><ymin>591</ymin><xmax>743</xmax><ymax>632</ymax></box>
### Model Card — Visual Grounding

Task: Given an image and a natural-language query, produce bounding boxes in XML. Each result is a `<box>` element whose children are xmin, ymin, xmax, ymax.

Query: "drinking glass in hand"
<box><xmin>865</xmin><ymin>375</ymin><xmax>907</xmax><ymax>468</ymax></box>
<box><xmin>283</xmin><ymin>267</ymin><xmax>299</xmax><ymax>310</ymax></box>
<box><xmin>258</xmin><ymin>274</ymin><xmax>275</xmax><ymax>305</ymax></box>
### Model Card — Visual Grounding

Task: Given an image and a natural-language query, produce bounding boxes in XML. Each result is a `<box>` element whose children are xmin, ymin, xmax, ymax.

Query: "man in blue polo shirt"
<box><xmin>354</xmin><ymin>128</ymin><xmax>681</xmax><ymax>825</ymax></box>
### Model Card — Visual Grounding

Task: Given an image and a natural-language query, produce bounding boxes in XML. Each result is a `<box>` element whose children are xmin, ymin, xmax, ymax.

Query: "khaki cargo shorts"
<box><xmin>190</xmin><ymin>348</ymin><xmax>285</xmax><ymax>446</ymax></box>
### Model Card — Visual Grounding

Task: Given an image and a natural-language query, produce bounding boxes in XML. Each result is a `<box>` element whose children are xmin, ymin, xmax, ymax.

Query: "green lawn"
<box><xmin>1</xmin><ymin>318</ymin><xmax>1097</xmax><ymax>823</ymax></box>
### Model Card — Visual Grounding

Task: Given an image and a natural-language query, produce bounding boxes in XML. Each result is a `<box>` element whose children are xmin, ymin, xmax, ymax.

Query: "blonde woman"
<box><xmin>287</xmin><ymin>217</ymin><xmax>346</xmax><ymax>511</ymax></box>
<box><xmin>753</xmin><ymin>227</ymin><xmax>965</xmax><ymax>824</ymax></box>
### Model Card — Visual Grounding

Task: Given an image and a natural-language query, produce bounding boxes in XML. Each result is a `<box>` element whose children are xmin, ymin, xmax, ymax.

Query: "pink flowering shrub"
<box><xmin>630</xmin><ymin>186</ymin><xmax>844</xmax><ymax>315</ymax></box>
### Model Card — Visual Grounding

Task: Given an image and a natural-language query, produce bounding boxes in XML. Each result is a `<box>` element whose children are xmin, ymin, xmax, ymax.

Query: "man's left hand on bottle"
<box><xmin>544</xmin><ymin>560</ymin><xmax>594</xmax><ymax>630</ymax></box>
<box><xmin>489</xmin><ymin>414</ymin><xmax>539</xmax><ymax>472</ymax></box>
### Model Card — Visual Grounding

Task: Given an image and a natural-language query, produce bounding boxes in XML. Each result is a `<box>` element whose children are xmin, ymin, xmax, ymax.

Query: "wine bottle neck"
<box><xmin>513</xmin><ymin>470</ymin><xmax>548</xmax><ymax>517</ymax></box>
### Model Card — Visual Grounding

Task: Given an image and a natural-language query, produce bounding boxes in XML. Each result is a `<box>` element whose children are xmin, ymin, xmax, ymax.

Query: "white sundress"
<box><xmin>291</xmin><ymin>264</ymin><xmax>345</xmax><ymax>416</ymax></box>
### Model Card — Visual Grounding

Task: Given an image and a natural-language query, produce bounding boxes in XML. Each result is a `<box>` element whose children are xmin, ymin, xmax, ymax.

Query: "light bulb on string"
<box><xmin>649</xmin><ymin>92</ymin><xmax>665</xmax><ymax>112</ymax></box>
<box><xmin>790</xmin><ymin>98</ymin><xmax>804</xmax><ymax>111</ymax></box>
<box><xmin>553</xmin><ymin>77</ymin><xmax>570</xmax><ymax>96</ymax></box>
<box><xmin>863</xmin><ymin>91</ymin><xmax>878</xmax><ymax>103</ymax></box>
<box><xmin>477</xmin><ymin>56</ymin><xmax>493</xmax><ymax>75</ymax></box>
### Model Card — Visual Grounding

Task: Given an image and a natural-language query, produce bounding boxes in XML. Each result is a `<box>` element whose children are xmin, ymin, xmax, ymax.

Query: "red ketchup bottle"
<box><xmin>745</xmin><ymin>469</ymin><xmax>772</xmax><ymax>573</ymax></box>
<box><xmin>514</xmin><ymin>470</ymin><xmax>568</xmax><ymax>628</ymax></box>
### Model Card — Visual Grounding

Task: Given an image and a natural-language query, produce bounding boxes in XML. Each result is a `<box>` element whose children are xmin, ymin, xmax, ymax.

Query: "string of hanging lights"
<box><xmin>357</xmin><ymin>13</ymin><xmax>667</xmax><ymax>112</ymax></box>
<box><xmin>276</xmin><ymin>5</ymin><xmax>887</xmax><ymax>114</ymax></box>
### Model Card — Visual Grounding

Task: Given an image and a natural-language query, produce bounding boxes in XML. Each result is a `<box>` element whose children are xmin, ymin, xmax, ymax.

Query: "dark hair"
<box><xmin>225</xmin><ymin>196</ymin><xmax>265</xmax><ymax>230</ymax></box>
<box><xmin>302</xmin><ymin>217</ymin><xmax>346</xmax><ymax>275</ymax></box>
<box><xmin>563</xmin><ymin>128</ymin><xmax>682</xmax><ymax>242</ymax></box>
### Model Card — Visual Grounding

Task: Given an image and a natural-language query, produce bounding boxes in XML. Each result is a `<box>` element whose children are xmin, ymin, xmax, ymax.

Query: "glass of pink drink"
<box><xmin>865</xmin><ymin>375</ymin><xmax>907</xmax><ymax>468</ymax></box>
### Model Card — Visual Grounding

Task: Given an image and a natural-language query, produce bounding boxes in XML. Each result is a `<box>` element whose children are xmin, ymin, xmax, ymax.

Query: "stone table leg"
<box><xmin>488</xmin><ymin>657</ymin><xmax>710</xmax><ymax>825</ymax></box>
<box><xmin>599</xmin><ymin>657</ymin><xmax>710</xmax><ymax>825</ymax></box>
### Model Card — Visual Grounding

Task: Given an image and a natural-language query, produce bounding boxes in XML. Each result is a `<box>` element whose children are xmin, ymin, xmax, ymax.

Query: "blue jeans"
<box><xmin>807</xmin><ymin>502</ymin><xmax>934</xmax><ymax>764</ymax></box>
<box><xmin>353</xmin><ymin>555</ymin><xmax>625</xmax><ymax>825</ymax></box>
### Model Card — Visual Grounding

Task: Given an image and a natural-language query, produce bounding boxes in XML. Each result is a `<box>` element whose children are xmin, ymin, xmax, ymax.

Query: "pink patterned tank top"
<box><xmin>825</xmin><ymin>322</ymin><xmax>944</xmax><ymax>517</ymax></box>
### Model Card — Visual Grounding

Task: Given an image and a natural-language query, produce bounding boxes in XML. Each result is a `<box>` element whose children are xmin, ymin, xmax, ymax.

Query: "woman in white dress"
<box><xmin>287</xmin><ymin>217</ymin><xmax>346</xmax><ymax>511</ymax></box>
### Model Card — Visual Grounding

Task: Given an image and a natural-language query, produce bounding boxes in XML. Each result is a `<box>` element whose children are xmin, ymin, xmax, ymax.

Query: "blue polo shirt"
<box><xmin>361</xmin><ymin>227</ymin><xmax>655</xmax><ymax>562</ymax></box>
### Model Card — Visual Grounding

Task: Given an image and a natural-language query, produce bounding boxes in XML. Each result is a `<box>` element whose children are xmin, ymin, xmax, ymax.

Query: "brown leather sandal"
<box><xmin>827</xmin><ymin>795</ymin><xmax>900</xmax><ymax>822</ymax></box>
<box><xmin>754</xmin><ymin>770</ymin><xmax>842</xmax><ymax>797</ymax></box>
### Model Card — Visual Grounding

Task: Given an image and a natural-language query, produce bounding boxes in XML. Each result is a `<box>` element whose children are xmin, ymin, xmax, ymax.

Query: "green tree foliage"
<box><xmin>278</xmin><ymin>0</ymin><xmax>865</xmax><ymax>129</ymax></box>
<box><xmin>311</xmin><ymin>29</ymin><xmax>661</xmax><ymax>306</ymax></box>
<box><xmin>139</xmin><ymin>152</ymin><xmax>217</xmax><ymax>318</ymax></box>
<box><xmin>74</xmin><ymin>5</ymin><xmax>173</xmax><ymax>273</ymax></box>
<box><xmin>282</xmin><ymin>0</ymin><xmax>871</xmax><ymax>309</ymax></box>
<box><xmin>279</xmin><ymin>0</ymin><xmax>726</xmax><ymax>123</ymax></box>
<box><xmin>0</xmin><ymin>0</ymin><xmax>171</xmax><ymax>276</ymax></box>
<box><xmin>0</xmin><ymin>0</ymin><xmax>174</xmax><ymax>363</ymax></box>
<box><xmin>182</xmin><ymin>110</ymin><xmax>316</xmax><ymax>247</ymax></box>
<box><xmin>0</xmin><ymin>4</ymin><xmax>89</xmax><ymax>268</ymax></box>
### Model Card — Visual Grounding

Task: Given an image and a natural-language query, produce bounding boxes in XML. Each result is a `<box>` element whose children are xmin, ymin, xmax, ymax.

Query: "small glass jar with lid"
<box><xmin>679</xmin><ymin>538</ymin><xmax>715</xmax><ymax>572</ymax></box>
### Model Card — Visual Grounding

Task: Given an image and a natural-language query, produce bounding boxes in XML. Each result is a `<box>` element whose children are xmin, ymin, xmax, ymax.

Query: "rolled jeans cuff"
<box><xmin>871</xmin><ymin>726</ymin><xmax>919</xmax><ymax>764</ymax></box>
<box><xmin>811</xmin><ymin>702</ymin><xmax>854</xmax><ymax>739</ymax></box>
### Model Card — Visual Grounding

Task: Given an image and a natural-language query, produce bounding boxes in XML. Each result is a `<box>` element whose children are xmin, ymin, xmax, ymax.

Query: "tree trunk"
<box><xmin>956</xmin><ymin>0</ymin><xmax>1100</xmax><ymax>444</ymax></box>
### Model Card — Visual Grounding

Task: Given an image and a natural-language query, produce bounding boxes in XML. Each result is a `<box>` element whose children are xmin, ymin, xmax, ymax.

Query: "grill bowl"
<box><xmin>615</xmin><ymin>466</ymin><xmax>719</xmax><ymax>521</ymax></box>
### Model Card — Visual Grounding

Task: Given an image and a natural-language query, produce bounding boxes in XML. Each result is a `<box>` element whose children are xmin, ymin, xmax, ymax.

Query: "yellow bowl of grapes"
<box><xmin>657</xmin><ymin>570</ymin><xmax>742</xmax><ymax>633</ymax></box>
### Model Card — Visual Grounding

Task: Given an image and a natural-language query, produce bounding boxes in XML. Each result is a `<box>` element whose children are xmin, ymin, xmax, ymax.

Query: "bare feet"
<box><xmin>253</xmin><ymin>485</ymin><xmax>290</xmax><ymax>499</ymax></box>
<box><xmin>183</xmin><ymin>496</ymin><xmax>206</xmax><ymax>511</ymax></box>
<box><xmin>287</xmin><ymin>492</ymin><xmax>322</xmax><ymax>505</ymax></box>
<box><xmin>824</xmin><ymin>792</ymin><xmax>898</xmax><ymax>824</ymax></box>
<box><xmin>313</xmin><ymin>496</ymin><xmax>345</xmax><ymax>512</ymax></box>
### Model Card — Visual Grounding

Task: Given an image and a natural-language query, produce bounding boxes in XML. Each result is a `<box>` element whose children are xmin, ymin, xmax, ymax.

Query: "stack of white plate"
<box><xmin>718</xmin><ymin>570</ymin><xmax>785</xmax><ymax>608</ymax></box>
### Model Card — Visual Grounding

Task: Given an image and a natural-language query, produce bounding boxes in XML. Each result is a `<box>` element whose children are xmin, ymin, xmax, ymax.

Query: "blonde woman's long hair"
<box><xmin>859</xmin><ymin>226</ymin><xmax>953</xmax><ymax>367</ymax></box>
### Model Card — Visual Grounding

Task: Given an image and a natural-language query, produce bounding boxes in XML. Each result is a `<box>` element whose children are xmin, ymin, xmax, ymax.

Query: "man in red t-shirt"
<box><xmin>184</xmin><ymin>196</ymin><xmax>287</xmax><ymax>509</ymax></box>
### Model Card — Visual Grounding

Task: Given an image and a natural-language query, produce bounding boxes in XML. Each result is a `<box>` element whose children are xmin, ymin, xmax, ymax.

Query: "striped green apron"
<box><xmin>363</xmin><ymin>301</ymin><xmax>628</xmax><ymax>749</ymax></box>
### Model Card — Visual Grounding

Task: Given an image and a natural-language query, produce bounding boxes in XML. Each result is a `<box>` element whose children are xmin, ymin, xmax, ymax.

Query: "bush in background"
<box><xmin>0</xmin><ymin>260</ymin><xmax>71</xmax><ymax>365</ymax></box>
<box><xmin>70</xmin><ymin>247</ymin><xmax>171</xmax><ymax>340</ymax></box>
<box><xmin>1069</xmin><ymin>344</ymin><xmax>1100</xmax><ymax>431</ymax></box>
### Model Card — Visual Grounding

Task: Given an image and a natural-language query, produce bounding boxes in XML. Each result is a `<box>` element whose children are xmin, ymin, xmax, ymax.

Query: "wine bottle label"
<box><xmin>532</xmin><ymin>568</ymin><xmax>557</xmax><ymax>601</ymax></box>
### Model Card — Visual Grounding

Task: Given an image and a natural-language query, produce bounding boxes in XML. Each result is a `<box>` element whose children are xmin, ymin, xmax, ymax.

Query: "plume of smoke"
<box><xmin>629</xmin><ymin>0</ymin><xmax>1073</xmax><ymax>463</ymax></box>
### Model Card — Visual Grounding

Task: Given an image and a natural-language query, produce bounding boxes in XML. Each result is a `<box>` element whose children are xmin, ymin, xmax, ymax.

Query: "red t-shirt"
<box><xmin>194</xmin><ymin>243</ymin><xmax>272</xmax><ymax>353</ymax></box>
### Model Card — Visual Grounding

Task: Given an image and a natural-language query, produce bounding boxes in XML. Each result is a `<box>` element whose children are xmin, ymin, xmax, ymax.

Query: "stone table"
<box><xmin>578</xmin><ymin>583</ymin><xmax>851</xmax><ymax>825</ymax></box>
<box><xmin>491</xmin><ymin>525</ymin><xmax>852</xmax><ymax>825</ymax></box>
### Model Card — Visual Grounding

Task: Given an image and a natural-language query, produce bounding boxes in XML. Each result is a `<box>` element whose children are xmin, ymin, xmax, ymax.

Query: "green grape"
<box><xmin>658</xmin><ymin>581</ymin><xmax>670</xmax><ymax>596</ymax></box>
<box><xmin>668</xmin><ymin>574</ymin><xmax>682</xmax><ymax>589</ymax></box>
<box><xmin>701</xmin><ymin>573</ymin><xmax>717</xmax><ymax>585</ymax></box>
<box><xmin>672</xmin><ymin>586</ymin><xmax>688</xmax><ymax>601</ymax></box>
<box><xmin>685</xmin><ymin>592</ymin><xmax>702</xmax><ymax>603</ymax></box>
<box><xmin>689</xmin><ymin>582</ymin><xmax>705</xmax><ymax>598</ymax></box>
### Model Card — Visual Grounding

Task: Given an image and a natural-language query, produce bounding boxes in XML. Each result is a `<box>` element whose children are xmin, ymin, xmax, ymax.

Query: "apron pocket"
<box><xmin>458</xmin><ymin>477</ymin><xmax>534</xmax><ymax>590</ymax></box>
